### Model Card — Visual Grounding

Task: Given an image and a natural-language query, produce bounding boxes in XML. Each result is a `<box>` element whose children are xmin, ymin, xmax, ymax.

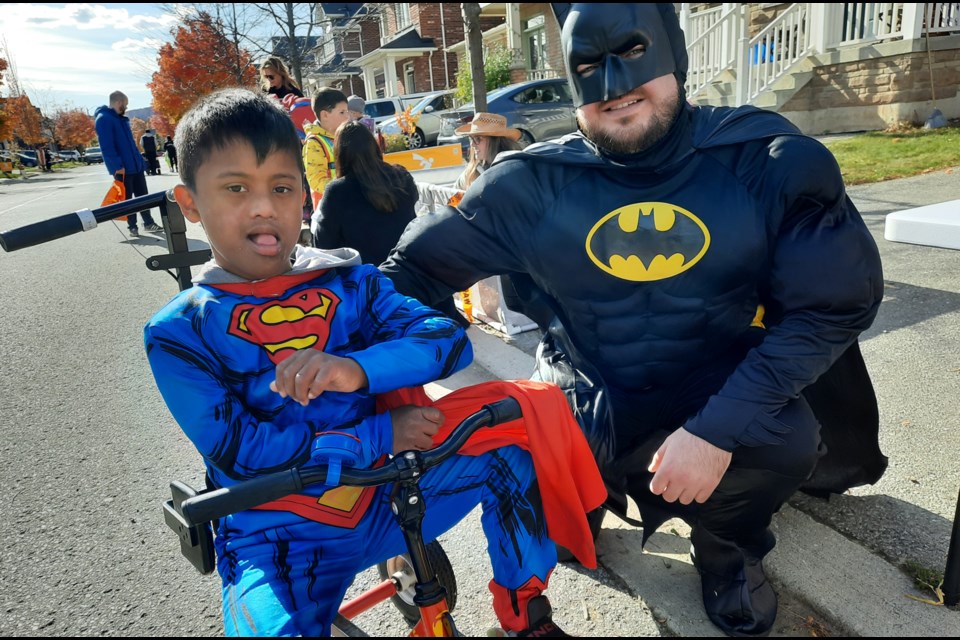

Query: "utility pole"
<box><xmin>461</xmin><ymin>3</ymin><xmax>487</xmax><ymax>111</ymax></box>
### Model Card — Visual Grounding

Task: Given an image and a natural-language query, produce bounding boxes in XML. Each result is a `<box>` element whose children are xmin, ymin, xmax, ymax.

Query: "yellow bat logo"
<box><xmin>585</xmin><ymin>201</ymin><xmax>710</xmax><ymax>281</ymax></box>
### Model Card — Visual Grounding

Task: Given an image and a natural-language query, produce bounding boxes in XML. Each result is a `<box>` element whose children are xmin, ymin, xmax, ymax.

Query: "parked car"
<box><xmin>84</xmin><ymin>146</ymin><xmax>104</xmax><ymax>164</ymax></box>
<box><xmin>437</xmin><ymin>78</ymin><xmax>577</xmax><ymax>151</ymax></box>
<box><xmin>364</xmin><ymin>91</ymin><xmax>434</xmax><ymax>128</ymax></box>
<box><xmin>378</xmin><ymin>90</ymin><xmax>458</xmax><ymax>149</ymax></box>
<box><xmin>59</xmin><ymin>150</ymin><xmax>82</xmax><ymax>162</ymax></box>
<box><xmin>16</xmin><ymin>150</ymin><xmax>39</xmax><ymax>167</ymax></box>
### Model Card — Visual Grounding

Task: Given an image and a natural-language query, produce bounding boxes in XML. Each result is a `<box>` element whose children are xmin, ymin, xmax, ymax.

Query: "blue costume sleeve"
<box><xmin>345</xmin><ymin>264</ymin><xmax>474</xmax><ymax>394</ymax></box>
<box><xmin>683</xmin><ymin>136</ymin><xmax>883</xmax><ymax>450</ymax></box>
<box><xmin>146</xmin><ymin>319</ymin><xmax>317</xmax><ymax>479</ymax></box>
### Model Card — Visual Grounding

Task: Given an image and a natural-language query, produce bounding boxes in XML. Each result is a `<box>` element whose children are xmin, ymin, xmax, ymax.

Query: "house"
<box><xmin>445</xmin><ymin>3</ymin><xmax>566</xmax><ymax>84</ymax></box>
<box><xmin>305</xmin><ymin>4</ymin><xmax>379</xmax><ymax>99</ymax></box>
<box><xmin>682</xmin><ymin>3</ymin><xmax>960</xmax><ymax>134</ymax></box>
<box><xmin>305</xmin><ymin>3</ymin><xmax>504</xmax><ymax>100</ymax></box>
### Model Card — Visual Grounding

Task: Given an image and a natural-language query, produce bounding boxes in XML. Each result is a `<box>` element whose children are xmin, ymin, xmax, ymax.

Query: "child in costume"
<box><xmin>144</xmin><ymin>88</ymin><xmax>604</xmax><ymax>637</ymax></box>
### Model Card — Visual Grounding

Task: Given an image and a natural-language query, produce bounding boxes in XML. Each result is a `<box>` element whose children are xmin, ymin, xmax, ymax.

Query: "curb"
<box><xmin>465</xmin><ymin>325</ymin><xmax>960</xmax><ymax>636</ymax></box>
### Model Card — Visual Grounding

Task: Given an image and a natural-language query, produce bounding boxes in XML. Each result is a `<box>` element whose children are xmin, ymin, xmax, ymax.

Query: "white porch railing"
<box><xmin>927</xmin><ymin>2</ymin><xmax>960</xmax><ymax>34</ymax></box>
<box><xmin>837</xmin><ymin>3</ymin><xmax>906</xmax><ymax>44</ymax></box>
<box><xmin>685</xmin><ymin>2</ymin><xmax>955</xmax><ymax>106</ymax></box>
<box><xmin>685</xmin><ymin>5</ymin><xmax>741</xmax><ymax>98</ymax></box>
<box><xmin>742</xmin><ymin>2</ymin><xmax>813</xmax><ymax>102</ymax></box>
<box><xmin>688</xmin><ymin>5</ymin><xmax>724</xmax><ymax>41</ymax></box>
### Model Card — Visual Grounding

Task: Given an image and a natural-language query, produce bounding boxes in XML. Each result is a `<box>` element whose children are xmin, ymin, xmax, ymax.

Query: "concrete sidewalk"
<box><xmin>465</xmin><ymin>324</ymin><xmax>960</xmax><ymax>636</ymax></box>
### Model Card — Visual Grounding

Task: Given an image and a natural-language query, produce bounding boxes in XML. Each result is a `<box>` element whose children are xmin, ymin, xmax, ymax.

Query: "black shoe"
<box><xmin>511</xmin><ymin>596</ymin><xmax>568</xmax><ymax>637</ymax></box>
<box><xmin>128</xmin><ymin>227</ymin><xmax>139</xmax><ymax>237</ymax></box>
<box><xmin>144</xmin><ymin>222</ymin><xmax>163</xmax><ymax>232</ymax></box>
<box><xmin>694</xmin><ymin>549</ymin><xmax>778</xmax><ymax>637</ymax></box>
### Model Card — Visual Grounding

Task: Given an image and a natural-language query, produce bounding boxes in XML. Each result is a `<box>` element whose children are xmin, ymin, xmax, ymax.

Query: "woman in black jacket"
<box><xmin>315</xmin><ymin>121</ymin><xmax>469</xmax><ymax>326</ymax></box>
<box><xmin>313</xmin><ymin>120</ymin><xmax>418</xmax><ymax>266</ymax></box>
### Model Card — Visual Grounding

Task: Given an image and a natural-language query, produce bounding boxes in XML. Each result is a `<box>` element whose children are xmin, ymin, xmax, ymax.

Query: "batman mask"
<box><xmin>560</xmin><ymin>3</ymin><xmax>688</xmax><ymax>107</ymax></box>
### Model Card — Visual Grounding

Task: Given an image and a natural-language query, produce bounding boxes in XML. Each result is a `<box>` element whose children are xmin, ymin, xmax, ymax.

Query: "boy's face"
<box><xmin>320</xmin><ymin>101</ymin><xmax>350</xmax><ymax>133</ymax></box>
<box><xmin>174</xmin><ymin>140</ymin><xmax>305</xmax><ymax>282</ymax></box>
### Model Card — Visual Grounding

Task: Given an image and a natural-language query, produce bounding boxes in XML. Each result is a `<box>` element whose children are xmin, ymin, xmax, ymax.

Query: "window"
<box><xmin>404</xmin><ymin>62</ymin><xmax>415</xmax><ymax>94</ymax></box>
<box><xmin>395</xmin><ymin>3</ymin><xmax>411</xmax><ymax>30</ymax></box>
<box><xmin>523</xmin><ymin>14</ymin><xmax>547</xmax><ymax>71</ymax></box>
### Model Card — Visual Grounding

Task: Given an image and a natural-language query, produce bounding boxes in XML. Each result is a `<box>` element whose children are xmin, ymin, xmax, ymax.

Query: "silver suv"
<box><xmin>378</xmin><ymin>90</ymin><xmax>458</xmax><ymax>149</ymax></box>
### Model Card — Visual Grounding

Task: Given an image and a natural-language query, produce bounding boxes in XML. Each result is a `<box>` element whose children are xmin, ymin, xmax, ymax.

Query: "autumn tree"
<box><xmin>5</xmin><ymin>95</ymin><xmax>44</xmax><ymax>147</ymax></box>
<box><xmin>53</xmin><ymin>109</ymin><xmax>96</xmax><ymax>151</ymax></box>
<box><xmin>150</xmin><ymin>114</ymin><xmax>174</xmax><ymax>140</ymax></box>
<box><xmin>149</xmin><ymin>11</ymin><xmax>258</xmax><ymax>126</ymax></box>
<box><xmin>129</xmin><ymin>118</ymin><xmax>149</xmax><ymax>150</ymax></box>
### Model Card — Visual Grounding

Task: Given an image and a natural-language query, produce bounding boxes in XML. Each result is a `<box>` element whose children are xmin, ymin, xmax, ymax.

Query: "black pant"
<box><xmin>607</xmin><ymin>329</ymin><xmax>822</xmax><ymax>569</ymax></box>
<box><xmin>122</xmin><ymin>171</ymin><xmax>156</xmax><ymax>230</ymax></box>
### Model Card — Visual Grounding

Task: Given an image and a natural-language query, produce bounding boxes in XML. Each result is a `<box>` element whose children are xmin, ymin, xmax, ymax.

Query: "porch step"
<box><xmin>690</xmin><ymin>56</ymin><xmax>815</xmax><ymax>111</ymax></box>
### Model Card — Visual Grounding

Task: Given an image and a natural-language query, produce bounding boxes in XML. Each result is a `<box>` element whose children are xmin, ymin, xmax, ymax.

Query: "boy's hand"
<box><xmin>270</xmin><ymin>350</ymin><xmax>369</xmax><ymax>406</ymax></box>
<box><xmin>391</xmin><ymin>405</ymin><xmax>445</xmax><ymax>453</ymax></box>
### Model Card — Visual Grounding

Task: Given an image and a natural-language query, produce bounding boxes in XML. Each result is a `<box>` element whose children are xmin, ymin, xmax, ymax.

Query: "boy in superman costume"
<box><xmin>143</xmin><ymin>88</ymin><xmax>604</xmax><ymax>637</ymax></box>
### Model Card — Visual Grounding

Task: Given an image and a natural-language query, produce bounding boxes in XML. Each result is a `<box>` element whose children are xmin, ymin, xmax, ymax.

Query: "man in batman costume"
<box><xmin>380</xmin><ymin>4</ymin><xmax>887</xmax><ymax>636</ymax></box>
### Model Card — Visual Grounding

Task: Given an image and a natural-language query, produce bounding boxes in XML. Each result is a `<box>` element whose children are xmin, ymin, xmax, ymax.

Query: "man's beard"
<box><xmin>578</xmin><ymin>90</ymin><xmax>684</xmax><ymax>156</ymax></box>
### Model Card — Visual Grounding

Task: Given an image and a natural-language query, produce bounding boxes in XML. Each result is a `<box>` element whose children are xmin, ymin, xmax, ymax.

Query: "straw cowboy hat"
<box><xmin>455</xmin><ymin>112</ymin><xmax>522</xmax><ymax>141</ymax></box>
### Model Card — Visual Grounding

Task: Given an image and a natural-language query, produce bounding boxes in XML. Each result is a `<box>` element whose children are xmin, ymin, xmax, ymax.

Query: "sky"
<box><xmin>1</xmin><ymin>4</ymin><xmax>184</xmax><ymax>114</ymax></box>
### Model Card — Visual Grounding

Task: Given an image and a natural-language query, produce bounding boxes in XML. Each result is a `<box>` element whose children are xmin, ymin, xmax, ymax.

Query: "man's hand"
<box><xmin>391</xmin><ymin>405</ymin><xmax>445</xmax><ymax>453</ymax></box>
<box><xmin>270</xmin><ymin>351</ymin><xmax>369</xmax><ymax>406</ymax></box>
<box><xmin>114</xmin><ymin>168</ymin><xmax>125</xmax><ymax>180</ymax></box>
<box><xmin>648</xmin><ymin>427</ymin><xmax>732</xmax><ymax>505</ymax></box>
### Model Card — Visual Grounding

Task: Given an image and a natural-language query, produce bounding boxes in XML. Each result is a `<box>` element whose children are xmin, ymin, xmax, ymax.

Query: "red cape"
<box><xmin>378</xmin><ymin>379</ymin><xmax>607</xmax><ymax>568</ymax></box>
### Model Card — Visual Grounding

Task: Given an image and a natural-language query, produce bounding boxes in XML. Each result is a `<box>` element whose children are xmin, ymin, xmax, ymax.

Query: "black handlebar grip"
<box><xmin>0</xmin><ymin>212</ymin><xmax>87</xmax><ymax>252</ymax></box>
<box><xmin>0</xmin><ymin>191</ymin><xmax>169</xmax><ymax>253</ymax></box>
<box><xmin>483</xmin><ymin>397</ymin><xmax>523</xmax><ymax>426</ymax></box>
<box><xmin>180</xmin><ymin>468</ymin><xmax>305</xmax><ymax>526</ymax></box>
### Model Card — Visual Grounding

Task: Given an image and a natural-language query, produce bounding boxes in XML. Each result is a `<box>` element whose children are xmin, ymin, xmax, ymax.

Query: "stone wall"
<box><xmin>780</xmin><ymin>37</ymin><xmax>960</xmax><ymax>133</ymax></box>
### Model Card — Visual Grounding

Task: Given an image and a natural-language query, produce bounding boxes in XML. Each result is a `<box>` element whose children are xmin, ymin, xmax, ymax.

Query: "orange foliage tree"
<box><xmin>53</xmin><ymin>109</ymin><xmax>96</xmax><ymax>151</ymax></box>
<box><xmin>148</xmin><ymin>12</ymin><xmax>258</xmax><ymax>127</ymax></box>
<box><xmin>5</xmin><ymin>94</ymin><xmax>44</xmax><ymax>147</ymax></box>
<box><xmin>149</xmin><ymin>114</ymin><xmax>174</xmax><ymax>140</ymax></box>
<box><xmin>129</xmin><ymin>118</ymin><xmax>149</xmax><ymax>149</ymax></box>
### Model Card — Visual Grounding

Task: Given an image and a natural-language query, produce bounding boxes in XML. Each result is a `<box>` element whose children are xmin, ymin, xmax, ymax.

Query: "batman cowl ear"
<box><xmin>551</xmin><ymin>3</ymin><xmax>574</xmax><ymax>29</ymax></box>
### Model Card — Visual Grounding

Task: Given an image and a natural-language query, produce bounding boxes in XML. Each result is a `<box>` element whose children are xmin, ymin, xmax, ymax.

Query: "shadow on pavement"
<box><xmin>862</xmin><ymin>279</ymin><xmax>960</xmax><ymax>340</ymax></box>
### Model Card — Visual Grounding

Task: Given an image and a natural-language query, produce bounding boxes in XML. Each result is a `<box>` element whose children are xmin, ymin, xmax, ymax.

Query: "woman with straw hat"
<box><xmin>414</xmin><ymin>112</ymin><xmax>523</xmax><ymax>214</ymax></box>
<box><xmin>453</xmin><ymin>112</ymin><xmax>524</xmax><ymax>190</ymax></box>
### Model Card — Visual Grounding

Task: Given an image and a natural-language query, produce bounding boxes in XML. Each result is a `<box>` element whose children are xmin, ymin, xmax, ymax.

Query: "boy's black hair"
<box><xmin>174</xmin><ymin>88</ymin><xmax>304</xmax><ymax>190</ymax></box>
<box><xmin>312</xmin><ymin>87</ymin><xmax>348</xmax><ymax>117</ymax></box>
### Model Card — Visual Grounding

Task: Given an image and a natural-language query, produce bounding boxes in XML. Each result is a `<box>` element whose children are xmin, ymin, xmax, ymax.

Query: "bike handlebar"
<box><xmin>0</xmin><ymin>191</ymin><xmax>170</xmax><ymax>252</ymax></box>
<box><xmin>179</xmin><ymin>397</ymin><xmax>523</xmax><ymax>526</ymax></box>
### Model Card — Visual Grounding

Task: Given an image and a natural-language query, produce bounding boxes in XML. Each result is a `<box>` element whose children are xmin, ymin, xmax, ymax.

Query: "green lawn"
<box><xmin>824</xmin><ymin>124</ymin><xmax>960</xmax><ymax>185</ymax></box>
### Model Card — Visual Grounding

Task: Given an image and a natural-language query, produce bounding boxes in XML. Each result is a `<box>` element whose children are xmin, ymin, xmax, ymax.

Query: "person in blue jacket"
<box><xmin>144</xmin><ymin>88</ymin><xmax>571</xmax><ymax>637</ymax></box>
<box><xmin>94</xmin><ymin>91</ymin><xmax>162</xmax><ymax>237</ymax></box>
<box><xmin>380</xmin><ymin>4</ymin><xmax>886</xmax><ymax>637</ymax></box>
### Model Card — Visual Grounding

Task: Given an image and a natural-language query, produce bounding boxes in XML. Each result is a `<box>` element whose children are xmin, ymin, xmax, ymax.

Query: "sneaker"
<box><xmin>128</xmin><ymin>228</ymin><xmax>139</xmax><ymax>237</ymax></box>
<box><xmin>510</xmin><ymin>596</ymin><xmax>569</xmax><ymax>637</ymax></box>
<box><xmin>144</xmin><ymin>222</ymin><xmax>163</xmax><ymax>232</ymax></box>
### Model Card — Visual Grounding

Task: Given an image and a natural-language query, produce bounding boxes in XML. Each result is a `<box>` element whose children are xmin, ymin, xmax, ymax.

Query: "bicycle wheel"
<box><xmin>377</xmin><ymin>540</ymin><xmax>458</xmax><ymax>625</ymax></box>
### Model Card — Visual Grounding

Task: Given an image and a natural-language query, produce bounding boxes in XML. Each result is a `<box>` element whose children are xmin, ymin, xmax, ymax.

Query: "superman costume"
<box><xmin>144</xmin><ymin>246</ymin><xmax>603</xmax><ymax>636</ymax></box>
<box><xmin>380</xmin><ymin>4</ymin><xmax>885</xmax><ymax>636</ymax></box>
